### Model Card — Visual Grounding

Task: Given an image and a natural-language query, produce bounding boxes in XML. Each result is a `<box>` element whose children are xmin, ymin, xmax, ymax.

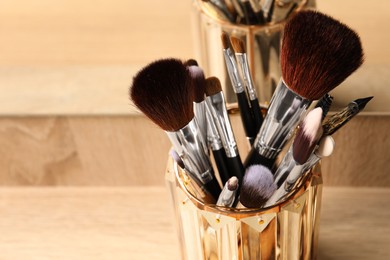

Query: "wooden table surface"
<box><xmin>0</xmin><ymin>187</ymin><xmax>388</xmax><ymax>260</ymax></box>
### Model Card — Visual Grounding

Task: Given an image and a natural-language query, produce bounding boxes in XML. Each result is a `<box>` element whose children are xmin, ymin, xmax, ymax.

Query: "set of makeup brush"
<box><xmin>198</xmin><ymin>0</ymin><xmax>311</xmax><ymax>25</ymax></box>
<box><xmin>129</xmin><ymin>10</ymin><xmax>372</xmax><ymax>209</ymax></box>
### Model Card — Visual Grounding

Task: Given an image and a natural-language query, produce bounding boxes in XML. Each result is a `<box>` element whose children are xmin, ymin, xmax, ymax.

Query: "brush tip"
<box><xmin>227</xmin><ymin>176</ymin><xmax>239</xmax><ymax>191</ymax></box>
<box><xmin>205</xmin><ymin>77</ymin><xmax>223</xmax><ymax>97</ymax></box>
<box><xmin>188</xmin><ymin>66</ymin><xmax>206</xmax><ymax>103</ymax></box>
<box><xmin>293</xmin><ymin>107</ymin><xmax>324</xmax><ymax>164</ymax></box>
<box><xmin>130</xmin><ymin>58</ymin><xmax>194</xmax><ymax>131</ymax></box>
<box><xmin>221</xmin><ymin>32</ymin><xmax>231</xmax><ymax>50</ymax></box>
<box><xmin>230</xmin><ymin>36</ymin><xmax>246</xmax><ymax>53</ymax></box>
<box><xmin>184</xmin><ymin>59</ymin><xmax>199</xmax><ymax>67</ymax></box>
<box><xmin>239</xmin><ymin>165</ymin><xmax>277</xmax><ymax>208</ymax></box>
<box><xmin>281</xmin><ymin>10</ymin><xmax>364</xmax><ymax>100</ymax></box>
<box><xmin>169</xmin><ymin>148</ymin><xmax>185</xmax><ymax>169</ymax></box>
<box><xmin>355</xmin><ymin>96</ymin><xmax>373</xmax><ymax>110</ymax></box>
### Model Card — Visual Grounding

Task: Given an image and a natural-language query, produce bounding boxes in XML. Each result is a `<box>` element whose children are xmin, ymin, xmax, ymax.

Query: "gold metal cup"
<box><xmin>166</xmin><ymin>157</ymin><xmax>323</xmax><ymax>260</ymax></box>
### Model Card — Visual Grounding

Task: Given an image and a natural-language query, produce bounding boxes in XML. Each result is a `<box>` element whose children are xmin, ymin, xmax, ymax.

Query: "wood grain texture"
<box><xmin>0</xmin><ymin>187</ymin><xmax>388</xmax><ymax>259</ymax></box>
<box><xmin>0</xmin><ymin>115</ymin><xmax>388</xmax><ymax>186</ymax></box>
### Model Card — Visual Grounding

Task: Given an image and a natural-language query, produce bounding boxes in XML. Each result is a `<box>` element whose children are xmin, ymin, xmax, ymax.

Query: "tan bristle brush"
<box><xmin>230</xmin><ymin>36</ymin><xmax>264</xmax><ymax>133</ymax></box>
<box><xmin>221</xmin><ymin>32</ymin><xmax>257</xmax><ymax>145</ymax></box>
<box><xmin>245</xmin><ymin>10</ymin><xmax>364</xmax><ymax>169</ymax></box>
<box><xmin>130</xmin><ymin>58</ymin><xmax>221</xmax><ymax>201</ymax></box>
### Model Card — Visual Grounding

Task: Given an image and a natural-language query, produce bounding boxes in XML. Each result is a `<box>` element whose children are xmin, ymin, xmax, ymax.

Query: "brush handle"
<box><xmin>236</xmin><ymin>91</ymin><xmax>256</xmax><ymax>145</ymax></box>
<box><xmin>226</xmin><ymin>154</ymin><xmax>245</xmax><ymax>185</ymax></box>
<box><xmin>250</xmin><ymin>98</ymin><xmax>264</xmax><ymax>133</ymax></box>
<box><xmin>243</xmin><ymin>147</ymin><xmax>275</xmax><ymax>170</ymax></box>
<box><xmin>204</xmin><ymin>178</ymin><xmax>222</xmax><ymax>200</ymax></box>
<box><xmin>212</xmin><ymin>148</ymin><xmax>231</xmax><ymax>186</ymax></box>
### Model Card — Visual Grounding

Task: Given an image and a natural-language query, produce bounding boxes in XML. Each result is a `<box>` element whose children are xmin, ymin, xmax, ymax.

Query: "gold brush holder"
<box><xmin>190</xmin><ymin>0</ymin><xmax>316</xmax><ymax>105</ymax></box>
<box><xmin>165</xmin><ymin>157</ymin><xmax>323</xmax><ymax>260</ymax></box>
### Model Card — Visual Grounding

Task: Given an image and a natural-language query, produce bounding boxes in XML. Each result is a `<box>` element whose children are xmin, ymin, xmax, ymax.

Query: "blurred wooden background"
<box><xmin>0</xmin><ymin>0</ymin><xmax>389</xmax><ymax>186</ymax></box>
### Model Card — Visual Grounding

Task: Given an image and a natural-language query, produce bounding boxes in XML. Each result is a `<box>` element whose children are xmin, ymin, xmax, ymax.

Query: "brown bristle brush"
<box><xmin>245</xmin><ymin>10</ymin><xmax>364</xmax><ymax>169</ymax></box>
<box><xmin>130</xmin><ymin>58</ymin><xmax>221</xmax><ymax>201</ymax></box>
<box><xmin>188</xmin><ymin>65</ymin><xmax>208</xmax><ymax>143</ymax></box>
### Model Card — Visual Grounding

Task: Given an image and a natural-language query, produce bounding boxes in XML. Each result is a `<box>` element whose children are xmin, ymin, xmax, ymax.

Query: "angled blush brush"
<box><xmin>205</xmin><ymin>76</ymin><xmax>245</xmax><ymax>186</ymax></box>
<box><xmin>245</xmin><ymin>10</ymin><xmax>364</xmax><ymax>168</ymax></box>
<box><xmin>221</xmin><ymin>32</ymin><xmax>257</xmax><ymax>145</ymax></box>
<box><xmin>230</xmin><ymin>36</ymin><xmax>264</xmax><ymax>133</ymax></box>
<box><xmin>130</xmin><ymin>58</ymin><xmax>221</xmax><ymax>200</ymax></box>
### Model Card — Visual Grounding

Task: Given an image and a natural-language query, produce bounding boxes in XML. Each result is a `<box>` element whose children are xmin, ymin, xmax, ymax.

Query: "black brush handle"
<box><xmin>226</xmin><ymin>154</ymin><xmax>245</xmax><ymax>185</ymax></box>
<box><xmin>236</xmin><ymin>91</ymin><xmax>256</xmax><ymax>145</ymax></box>
<box><xmin>204</xmin><ymin>177</ymin><xmax>222</xmax><ymax>201</ymax></box>
<box><xmin>212</xmin><ymin>148</ymin><xmax>231</xmax><ymax>186</ymax></box>
<box><xmin>243</xmin><ymin>147</ymin><xmax>275</xmax><ymax>170</ymax></box>
<box><xmin>250</xmin><ymin>98</ymin><xmax>264</xmax><ymax>133</ymax></box>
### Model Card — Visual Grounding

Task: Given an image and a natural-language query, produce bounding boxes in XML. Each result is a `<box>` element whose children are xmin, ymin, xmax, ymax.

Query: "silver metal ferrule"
<box><xmin>235</xmin><ymin>52</ymin><xmax>257</xmax><ymax>101</ymax></box>
<box><xmin>223</xmin><ymin>48</ymin><xmax>245</xmax><ymax>93</ymax></box>
<box><xmin>216</xmin><ymin>186</ymin><xmax>237</xmax><ymax>207</ymax></box>
<box><xmin>166</xmin><ymin>118</ymin><xmax>214</xmax><ymax>185</ymax></box>
<box><xmin>253</xmin><ymin>79</ymin><xmax>312</xmax><ymax>159</ymax></box>
<box><xmin>194</xmin><ymin>101</ymin><xmax>208</xmax><ymax>154</ymax></box>
<box><xmin>206</xmin><ymin>92</ymin><xmax>239</xmax><ymax>158</ymax></box>
<box><xmin>205</xmin><ymin>103</ymin><xmax>223</xmax><ymax>151</ymax></box>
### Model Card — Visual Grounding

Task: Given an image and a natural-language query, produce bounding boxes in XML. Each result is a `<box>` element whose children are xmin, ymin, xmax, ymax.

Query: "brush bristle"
<box><xmin>184</xmin><ymin>59</ymin><xmax>198</xmax><ymax>67</ymax></box>
<box><xmin>130</xmin><ymin>58</ymin><xmax>194</xmax><ymax>132</ymax></box>
<box><xmin>230</xmin><ymin>36</ymin><xmax>246</xmax><ymax>53</ymax></box>
<box><xmin>221</xmin><ymin>32</ymin><xmax>231</xmax><ymax>50</ymax></box>
<box><xmin>281</xmin><ymin>10</ymin><xmax>364</xmax><ymax>100</ymax></box>
<box><xmin>239</xmin><ymin>165</ymin><xmax>277</xmax><ymax>208</ymax></box>
<box><xmin>227</xmin><ymin>176</ymin><xmax>239</xmax><ymax>191</ymax></box>
<box><xmin>169</xmin><ymin>148</ymin><xmax>185</xmax><ymax>169</ymax></box>
<box><xmin>292</xmin><ymin>107</ymin><xmax>324</xmax><ymax>164</ymax></box>
<box><xmin>205</xmin><ymin>77</ymin><xmax>223</xmax><ymax>96</ymax></box>
<box><xmin>188</xmin><ymin>66</ymin><xmax>206</xmax><ymax>103</ymax></box>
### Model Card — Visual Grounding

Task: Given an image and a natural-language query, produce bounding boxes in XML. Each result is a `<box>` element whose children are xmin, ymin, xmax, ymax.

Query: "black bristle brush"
<box><xmin>245</xmin><ymin>10</ymin><xmax>364</xmax><ymax>168</ymax></box>
<box><xmin>130</xmin><ymin>58</ymin><xmax>221</xmax><ymax>201</ymax></box>
<box><xmin>205</xmin><ymin>76</ymin><xmax>245</xmax><ymax>188</ymax></box>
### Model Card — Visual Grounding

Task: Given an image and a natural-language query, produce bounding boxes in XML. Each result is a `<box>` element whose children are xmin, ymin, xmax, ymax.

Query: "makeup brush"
<box><xmin>245</xmin><ymin>10</ymin><xmax>364</xmax><ymax>168</ymax></box>
<box><xmin>184</xmin><ymin>59</ymin><xmax>199</xmax><ymax>67</ymax></box>
<box><xmin>217</xmin><ymin>176</ymin><xmax>239</xmax><ymax>207</ymax></box>
<box><xmin>130</xmin><ymin>58</ymin><xmax>221</xmax><ymax>200</ymax></box>
<box><xmin>221</xmin><ymin>32</ymin><xmax>257</xmax><ymax>145</ymax></box>
<box><xmin>264</xmin><ymin>135</ymin><xmax>335</xmax><ymax>207</ymax></box>
<box><xmin>205</xmin><ymin>103</ymin><xmax>231</xmax><ymax>185</ymax></box>
<box><xmin>323</xmin><ymin>96</ymin><xmax>373</xmax><ymax>136</ymax></box>
<box><xmin>239</xmin><ymin>164</ymin><xmax>277</xmax><ymax>208</ymax></box>
<box><xmin>230</xmin><ymin>36</ymin><xmax>264</xmax><ymax>133</ymax></box>
<box><xmin>189</xmin><ymin>65</ymin><xmax>208</xmax><ymax>145</ymax></box>
<box><xmin>169</xmin><ymin>148</ymin><xmax>185</xmax><ymax>170</ymax></box>
<box><xmin>202</xmin><ymin>0</ymin><xmax>236</xmax><ymax>23</ymax></box>
<box><xmin>205</xmin><ymin>76</ymin><xmax>245</xmax><ymax>185</ymax></box>
<box><xmin>315</xmin><ymin>93</ymin><xmax>333</xmax><ymax>121</ymax></box>
<box><xmin>273</xmin><ymin>107</ymin><xmax>324</xmax><ymax>188</ymax></box>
